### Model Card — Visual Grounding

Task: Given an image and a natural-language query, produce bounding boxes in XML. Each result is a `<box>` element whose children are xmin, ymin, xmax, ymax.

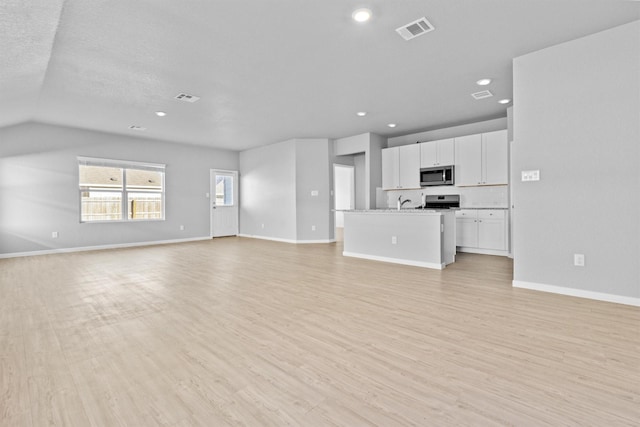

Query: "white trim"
<box><xmin>0</xmin><ymin>237</ymin><xmax>211</xmax><ymax>259</ymax></box>
<box><xmin>343</xmin><ymin>251</ymin><xmax>444</xmax><ymax>270</ymax></box>
<box><xmin>512</xmin><ymin>280</ymin><xmax>640</xmax><ymax>307</ymax></box>
<box><xmin>457</xmin><ymin>246</ymin><xmax>509</xmax><ymax>257</ymax></box>
<box><xmin>239</xmin><ymin>234</ymin><xmax>298</xmax><ymax>244</ymax></box>
<box><xmin>78</xmin><ymin>156</ymin><xmax>165</xmax><ymax>171</ymax></box>
<box><xmin>210</xmin><ymin>169</ymin><xmax>239</xmax><ymax>238</ymax></box>
<box><xmin>238</xmin><ymin>234</ymin><xmax>335</xmax><ymax>244</ymax></box>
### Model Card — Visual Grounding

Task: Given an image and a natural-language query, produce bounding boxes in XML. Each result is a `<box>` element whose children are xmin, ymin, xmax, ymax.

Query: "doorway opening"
<box><xmin>333</xmin><ymin>164</ymin><xmax>355</xmax><ymax>242</ymax></box>
<box><xmin>210</xmin><ymin>169</ymin><xmax>239</xmax><ymax>238</ymax></box>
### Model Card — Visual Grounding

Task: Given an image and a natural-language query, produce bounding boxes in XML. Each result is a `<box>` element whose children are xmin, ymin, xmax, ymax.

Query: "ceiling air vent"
<box><xmin>396</xmin><ymin>17</ymin><xmax>435</xmax><ymax>41</ymax></box>
<box><xmin>175</xmin><ymin>93</ymin><xmax>200</xmax><ymax>103</ymax></box>
<box><xmin>128</xmin><ymin>125</ymin><xmax>147</xmax><ymax>131</ymax></box>
<box><xmin>471</xmin><ymin>90</ymin><xmax>493</xmax><ymax>100</ymax></box>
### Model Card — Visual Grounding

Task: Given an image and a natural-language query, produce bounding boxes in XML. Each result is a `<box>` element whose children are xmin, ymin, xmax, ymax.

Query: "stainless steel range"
<box><xmin>421</xmin><ymin>194</ymin><xmax>460</xmax><ymax>209</ymax></box>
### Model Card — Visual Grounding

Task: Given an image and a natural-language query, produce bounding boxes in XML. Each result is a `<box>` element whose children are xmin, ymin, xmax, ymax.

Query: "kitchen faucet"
<box><xmin>397</xmin><ymin>195</ymin><xmax>412</xmax><ymax>210</ymax></box>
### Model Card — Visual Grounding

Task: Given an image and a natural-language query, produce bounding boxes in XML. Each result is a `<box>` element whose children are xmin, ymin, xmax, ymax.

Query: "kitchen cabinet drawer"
<box><xmin>478</xmin><ymin>210</ymin><xmax>505</xmax><ymax>220</ymax></box>
<box><xmin>455</xmin><ymin>209</ymin><xmax>476</xmax><ymax>218</ymax></box>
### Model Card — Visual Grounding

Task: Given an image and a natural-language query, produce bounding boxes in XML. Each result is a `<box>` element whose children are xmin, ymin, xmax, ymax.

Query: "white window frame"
<box><xmin>78</xmin><ymin>156</ymin><xmax>166</xmax><ymax>223</ymax></box>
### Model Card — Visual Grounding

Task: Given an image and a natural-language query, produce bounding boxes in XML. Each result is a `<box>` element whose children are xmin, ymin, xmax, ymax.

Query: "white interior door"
<box><xmin>334</xmin><ymin>164</ymin><xmax>355</xmax><ymax>228</ymax></box>
<box><xmin>210</xmin><ymin>169</ymin><xmax>238</xmax><ymax>238</ymax></box>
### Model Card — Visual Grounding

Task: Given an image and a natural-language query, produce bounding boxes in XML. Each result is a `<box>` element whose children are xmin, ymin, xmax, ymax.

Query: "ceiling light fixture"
<box><xmin>352</xmin><ymin>8</ymin><xmax>372</xmax><ymax>23</ymax></box>
<box><xmin>387</xmin><ymin>123</ymin><xmax>397</xmax><ymax>128</ymax></box>
<box><xmin>155</xmin><ymin>111</ymin><xmax>167</xmax><ymax>117</ymax></box>
<box><xmin>476</xmin><ymin>78</ymin><xmax>492</xmax><ymax>86</ymax></box>
<box><xmin>356</xmin><ymin>111</ymin><xmax>367</xmax><ymax>117</ymax></box>
<box><xmin>498</xmin><ymin>99</ymin><xmax>511</xmax><ymax>104</ymax></box>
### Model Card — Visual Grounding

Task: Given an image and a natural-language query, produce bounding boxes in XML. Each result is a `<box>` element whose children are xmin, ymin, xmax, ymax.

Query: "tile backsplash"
<box><xmin>381</xmin><ymin>185</ymin><xmax>508</xmax><ymax>209</ymax></box>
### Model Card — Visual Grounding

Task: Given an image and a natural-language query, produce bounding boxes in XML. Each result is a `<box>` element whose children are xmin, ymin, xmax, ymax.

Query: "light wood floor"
<box><xmin>1</xmin><ymin>237</ymin><xmax>639</xmax><ymax>426</ymax></box>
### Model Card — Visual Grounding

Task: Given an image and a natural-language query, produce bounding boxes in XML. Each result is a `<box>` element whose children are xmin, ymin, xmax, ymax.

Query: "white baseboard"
<box><xmin>0</xmin><ymin>237</ymin><xmax>212</xmax><ymax>259</ymax></box>
<box><xmin>513</xmin><ymin>280</ymin><xmax>640</xmax><ymax>307</ymax></box>
<box><xmin>238</xmin><ymin>234</ymin><xmax>335</xmax><ymax>244</ymax></box>
<box><xmin>457</xmin><ymin>246</ymin><xmax>509</xmax><ymax>257</ymax></box>
<box><xmin>343</xmin><ymin>251</ymin><xmax>444</xmax><ymax>270</ymax></box>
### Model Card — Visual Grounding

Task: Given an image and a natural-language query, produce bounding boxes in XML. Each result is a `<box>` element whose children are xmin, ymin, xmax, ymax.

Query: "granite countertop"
<box><xmin>459</xmin><ymin>206</ymin><xmax>509</xmax><ymax>209</ymax></box>
<box><xmin>344</xmin><ymin>209</ymin><xmax>451</xmax><ymax>214</ymax></box>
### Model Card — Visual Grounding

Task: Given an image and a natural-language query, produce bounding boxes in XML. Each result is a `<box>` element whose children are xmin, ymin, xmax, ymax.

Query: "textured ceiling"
<box><xmin>1</xmin><ymin>0</ymin><xmax>638</xmax><ymax>151</ymax></box>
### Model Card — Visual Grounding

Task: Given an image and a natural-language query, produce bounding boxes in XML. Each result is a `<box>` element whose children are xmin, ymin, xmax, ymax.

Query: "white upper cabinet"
<box><xmin>382</xmin><ymin>145</ymin><xmax>420</xmax><ymax>190</ymax></box>
<box><xmin>419</xmin><ymin>138</ymin><xmax>454</xmax><ymax>168</ymax></box>
<box><xmin>454</xmin><ymin>134</ymin><xmax>482</xmax><ymax>186</ymax></box>
<box><xmin>455</xmin><ymin>130</ymin><xmax>508</xmax><ymax>186</ymax></box>
<box><xmin>482</xmin><ymin>130</ymin><xmax>509</xmax><ymax>185</ymax></box>
<box><xmin>399</xmin><ymin>144</ymin><xmax>420</xmax><ymax>188</ymax></box>
<box><xmin>382</xmin><ymin>146</ymin><xmax>400</xmax><ymax>190</ymax></box>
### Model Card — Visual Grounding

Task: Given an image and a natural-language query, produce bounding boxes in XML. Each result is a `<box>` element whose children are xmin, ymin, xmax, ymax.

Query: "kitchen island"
<box><xmin>343</xmin><ymin>209</ymin><xmax>456</xmax><ymax>269</ymax></box>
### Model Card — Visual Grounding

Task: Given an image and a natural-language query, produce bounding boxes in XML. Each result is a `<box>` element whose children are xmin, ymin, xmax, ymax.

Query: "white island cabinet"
<box><xmin>343</xmin><ymin>210</ymin><xmax>456</xmax><ymax>269</ymax></box>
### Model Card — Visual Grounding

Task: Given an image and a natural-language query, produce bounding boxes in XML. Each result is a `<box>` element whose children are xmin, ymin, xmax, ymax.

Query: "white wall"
<box><xmin>387</xmin><ymin>118</ymin><xmax>507</xmax><ymax>147</ymax></box>
<box><xmin>512</xmin><ymin>21</ymin><xmax>640</xmax><ymax>303</ymax></box>
<box><xmin>0</xmin><ymin>122</ymin><xmax>238</xmax><ymax>256</ymax></box>
<box><xmin>239</xmin><ymin>138</ymin><xmax>332</xmax><ymax>242</ymax></box>
<box><xmin>353</xmin><ymin>154</ymin><xmax>366</xmax><ymax>210</ymax></box>
<box><xmin>239</xmin><ymin>139</ymin><xmax>297</xmax><ymax>241</ymax></box>
<box><xmin>334</xmin><ymin>132</ymin><xmax>383</xmax><ymax>209</ymax></box>
<box><xmin>367</xmin><ymin>133</ymin><xmax>384</xmax><ymax>210</ymax></box>
<box><xmin>295</xmin><ymin>139</ymin><xmax>331</xmax><ymax>241</ymax></box>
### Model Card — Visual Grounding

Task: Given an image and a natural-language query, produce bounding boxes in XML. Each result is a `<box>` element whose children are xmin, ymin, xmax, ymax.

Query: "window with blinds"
<box><xmin>78</xmin><ymin>157</ymin><xmax>165</xmax><ymax>222</ymax></box>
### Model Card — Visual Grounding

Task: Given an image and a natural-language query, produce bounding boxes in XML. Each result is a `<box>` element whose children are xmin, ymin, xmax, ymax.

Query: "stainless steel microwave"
<box><xmin>420</xmin><ymin>165</ymin><xmax>454</xmax><ymax>186</ymax></box>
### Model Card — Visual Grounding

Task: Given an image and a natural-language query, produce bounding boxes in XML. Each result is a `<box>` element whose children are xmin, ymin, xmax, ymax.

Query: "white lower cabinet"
<box><xmin>455</xmin><ymin>209</ymin><xmax>508</xmax><ymax>255</ymax></box>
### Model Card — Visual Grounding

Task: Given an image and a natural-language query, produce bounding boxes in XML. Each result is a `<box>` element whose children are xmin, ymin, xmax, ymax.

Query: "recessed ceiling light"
<box><xmin>476</xmin><ymin>78</ymin><xmax>492</xmax><ymax>86</ymax></box>
<box><xmin>352</xmin><ymin>8</ymin><xmax>372</xmax><ymax>23</ymax></box>
<box><xmin>498</xmin><ymin>99</ymin><xmax>511</xmax><ymax>104</ymax></box>
<box><xmin>387</xmin><ymin>123</ymin><xmax>397</xmax><ymax>128</ymax></box>
<box><xmin>356</xmin><ymin>111</ymin><xmax>367</xmax><ymax>117</ymax></box>
<box><xmin>155</xmin><ymin>111</ymin><xmax>166</xmax><ymax>117</ymax></box>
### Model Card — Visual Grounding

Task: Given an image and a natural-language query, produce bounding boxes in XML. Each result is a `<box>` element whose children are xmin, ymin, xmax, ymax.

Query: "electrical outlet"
<box><xmin>311</xmin><ymin>225</ymin><xmax>316</xmax><ymax>231</ymax></box>
<box><xmin>179</xmin><ymin>225</ymin><xmax>184</xmax><ymax>231</ymax></box>
<box><xmin>574</xmin><ymin>254</ymin><xmax>585</xmax><ymax>267</ymax></box>
<box><xmin>391</xmin><ymin>236</ymin><xmax>397</xmax><ymax>245</ymax></box>
<box><xmin>51</xmin><ymin>231</ymin><xmax>58</xmax><ymax>238</ymax></box>
<box><xmin>205</xmin><ymin>192</ymin><xmax>210</xmax><ymax>198</ymax></box>
<box><xmin>261</xmin><ymin>223</ymin><xmax>265</xmax><ymax>229</ymax></box>
<box><xmin>521</xmin><ymin>170</ymin><xmax>540</xmax><ymax>182</ymax></box>
<box><xmin>311</xmin><ymin>190</ymin><xmax>319</xmax><ymax>196</ymax></box>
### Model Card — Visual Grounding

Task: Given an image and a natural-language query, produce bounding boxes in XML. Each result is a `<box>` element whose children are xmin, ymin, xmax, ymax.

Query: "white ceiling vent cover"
<box><xmin>471</xmin><ymin>90</ymin><xmax>494</xmax><ymax>100</ymax></box>
<box><xmin>396</xmin><ymin>17</ymin><xmax>435</xmax><ymax>41</ymax></box>
<box><xmin>175</xmin><ymin>93</ymin><xmax>200</xmax><ymax>103</ymax></box>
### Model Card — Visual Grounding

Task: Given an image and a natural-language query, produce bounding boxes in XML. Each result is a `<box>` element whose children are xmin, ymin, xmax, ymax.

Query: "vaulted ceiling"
<box><xmin>1</xmin><ymin>1</ymin><xmax>638</xmax><ymax>151</ymax></box>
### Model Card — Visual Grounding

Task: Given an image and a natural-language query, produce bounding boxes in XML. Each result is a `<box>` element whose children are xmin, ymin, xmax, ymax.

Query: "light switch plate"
<box><xmin>311</xmin><ymin>190</ymin><xmax>319</xmax><ymax>196</ymax></box>
<box><xmin>521</xmin><ymin>170</ymin><xmax>540</xmax><ymax>181</ymax></box>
